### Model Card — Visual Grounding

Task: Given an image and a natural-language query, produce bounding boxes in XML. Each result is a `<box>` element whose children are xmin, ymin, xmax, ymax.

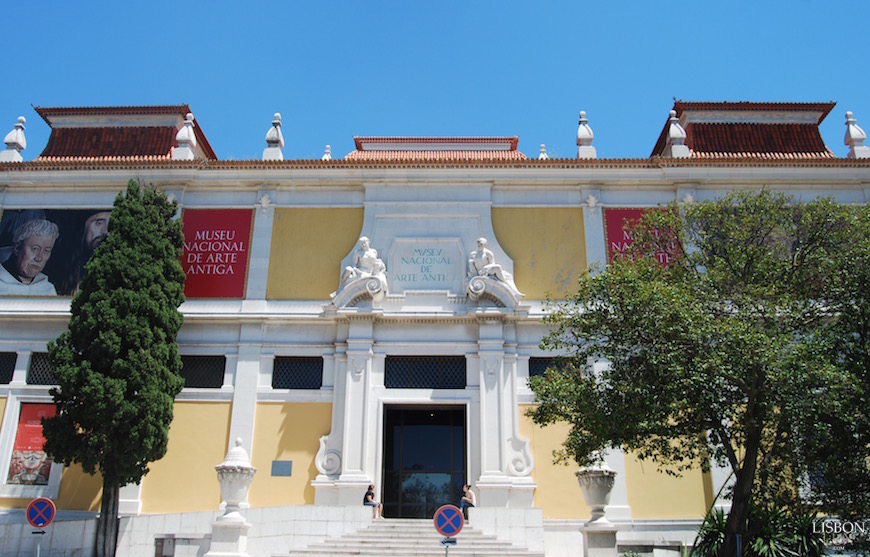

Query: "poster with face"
<box><xmin>181</xmin><ymin>209</ymin><xmax>253</xmax><ymax>298</ymax></box>
<box><xmin>0</xmin><ymin>209</ymin><xmax>111</xmax><ymax>297</ymax></box>
<box><xmin>7</xmin><ymin>403</ymin><xmax>56</xmax><ymax>486</ymax></box>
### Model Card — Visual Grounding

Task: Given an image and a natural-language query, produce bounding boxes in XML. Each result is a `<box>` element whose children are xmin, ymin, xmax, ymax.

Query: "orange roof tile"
<box><xmin>4</xmin><ymin>157</ymin><xmax>870</xmax><ymax>173</ymax></box>
<box><xmin>33</xmin><ymin>105</ymin><xmax>218</xmax><ymax>160</ymax></box>
<box><xmin>346</xmin><ymin>136</ymin><xmax>526</xmax><ymax>161</ymax></box>
<box><xmin>345</xmin><ymin>149</ymin><xmax>528</xmax><ymax>161</ymax></box>
<box><xmin>685</xmin><ymin>123</ymin><xmax>833</xmax><ymax>158</ymax></box>
<box><xmin>651</xmin><ymin>101</ymin><xmax>836</xmax><ymax>158</ymax></box>
<box><xmin>38</xmin><ymin>127</ymin><xmax>176</xmax><ymax>159</ymax></box>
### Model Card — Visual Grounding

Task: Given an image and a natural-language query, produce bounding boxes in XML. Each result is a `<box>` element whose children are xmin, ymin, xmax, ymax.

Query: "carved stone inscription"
<box><xmin>388</xmin><ymin>239</ymin><xmax>464</xmax><ymax>294</ymax></box>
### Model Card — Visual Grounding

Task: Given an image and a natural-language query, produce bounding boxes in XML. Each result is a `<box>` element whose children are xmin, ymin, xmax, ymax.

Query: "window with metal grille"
<box><xmin>0</xmin><ymin>352</ymin><xmax>16</xmax><ymax>384</ymax></box>
<box><xmin>384</xmin><ymin>356</ymin><xmax>466</xmax><ymax>389</ymax></box>
<box><xmin>180</xmin><ymin>356</ymin><xmax>225</xmax><ymax>388</ymax></box>
<box><xmin>27</xmin><ymin>353</ymin><xmax>57</xmax><ymax>385</ymax></box>
<box><xmin>272</xmin><ymin>357</ymin><xmax>323</xmax><ymax>389</ymax></box>
<box><xmin>529</xmin><ymin>357</ymin><xmax>567</xmax><ymax>378</ymax></box>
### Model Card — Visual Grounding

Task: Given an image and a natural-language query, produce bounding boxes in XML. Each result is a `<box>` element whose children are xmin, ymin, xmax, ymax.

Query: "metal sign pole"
<box><xmin>33</xmin><ymin>530</ymin><xmax>46</xmax><ymax>557</ymax></box>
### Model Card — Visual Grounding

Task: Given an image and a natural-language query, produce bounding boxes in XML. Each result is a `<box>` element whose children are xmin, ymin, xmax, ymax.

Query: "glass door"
<box><xmin>382</xmin><ymin>406</ymin><xmax>466</xmax><ymax>518</ymax></box>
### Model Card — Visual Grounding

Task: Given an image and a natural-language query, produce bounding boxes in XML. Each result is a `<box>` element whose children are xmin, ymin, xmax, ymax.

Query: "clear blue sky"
<box><xmin>3</xmin><ymin>1</ymin><xmax>869</xmax><ymax>161</ymax></box>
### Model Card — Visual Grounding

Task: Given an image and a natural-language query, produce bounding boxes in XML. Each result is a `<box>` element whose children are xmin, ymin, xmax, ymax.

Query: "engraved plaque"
<box><xmin>387</xmin><ymin>238</ymin><xmax>465</xmax><ymax>295</ymax></box>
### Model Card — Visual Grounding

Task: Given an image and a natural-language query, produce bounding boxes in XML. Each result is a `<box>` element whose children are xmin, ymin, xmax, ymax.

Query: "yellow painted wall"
<box><xmin>519</xmin><ymin>405</ymin><xmax>591</xmax><ymax>519</ymax></box>
<box><xmin>56</xmin><ymin>464</ymin><xmax>102</xmax><ymax>511</ymax></box>
<box><xmin>249</xmin><ymin>402</ymin><xmax>332</xmax><ymax>507</ymax></box>
<box><xmin>492</xmin><ymin>208</ymin><xmax>585</xmax><ymax>300</ymax></box>
<box><xmin>141</xmin><ymin>401</ymin><xmax>232</xmax><ymax>513</ymax></box>
<box><xmin>267</xmin><ymin>208</ymin><xmax>364</xmax><ymax>299</ymax></box>
<box><xmin>521</xmin><ymin>405</ymin><xmax>712</xmax><ymax>519</ymax></box>
<box><xmin>623</xmin><ymin>451</ymin><xmax>710</xmax><ymax>519</ymax></box>
<box><xmin>0</xmin><ymin>497</ymin><xmax>33</xmax><ymax>509</ymax></box>
<box><xmin>0</xmin><ymin>397</ymin><xmax>5</xmax><ymax>429</ymax></box>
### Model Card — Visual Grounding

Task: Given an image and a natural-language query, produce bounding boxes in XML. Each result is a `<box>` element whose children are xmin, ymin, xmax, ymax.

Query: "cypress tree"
<box><xmin>43</xmin><ymin>180</ymin><xmax>186</xmax><ymax>557</ymax></box>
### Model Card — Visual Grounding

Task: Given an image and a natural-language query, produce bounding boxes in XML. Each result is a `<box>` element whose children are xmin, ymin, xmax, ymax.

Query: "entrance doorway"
<box><xmin>382</xmin><ymin>406</ymin><xmax>466</xmax><ymax>518</ymax></box>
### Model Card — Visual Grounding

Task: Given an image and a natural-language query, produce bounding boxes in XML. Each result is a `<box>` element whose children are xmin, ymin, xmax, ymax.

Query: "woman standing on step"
<box><xmin>364</xmin><ymin>484</ymin><xmax>384</xmax><ymax>519</ymax></box>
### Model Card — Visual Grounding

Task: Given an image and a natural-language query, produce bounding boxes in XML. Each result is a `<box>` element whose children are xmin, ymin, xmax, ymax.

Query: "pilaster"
<box><xmin>227</xmin><ymin>324</ymin><xmax>264</xmax><ymax>459</ymax></box>
<box><xmin>603</xmin><ymin>449</ymin><xmax>632</xmax><ymax>521</ymax></box>
<box><xmin>118</xmin><ymin>483</ymin><xmax>142</xmax><ymax>515</ymax></box>
<box><xmin>244</xmin><ymin>192</ymin><xmax>275</xmax><ymax>300</ymax></box>
<box><xmin>475</xmin><ymin>315</ymin><xmax>535</xmax><ymax>507</ymax></box>
<box><xmin>582</xmin><ymin>189</ymin><xmax>606</xmax><ymax>272</ymax></box>
<box><xmin>313</xmin><ymin>315</ymin><xmax>377</xmax><ymax>505</ymax></box>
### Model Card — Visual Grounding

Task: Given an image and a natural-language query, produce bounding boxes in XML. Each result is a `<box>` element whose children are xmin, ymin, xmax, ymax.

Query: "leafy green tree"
<box><xmin>529</xmin><ymin>190</ymin><xmax>869</xmax><ymax>557</ymax></box>
<box><xmin>43</xmin><ymin>180</ymin><xmax>186</xmax><ymax>557</ymax></box>
<box><xmin>793</xmin><ymin>201</ymin><xmax>870</xmax><ymax>553</ymax></box>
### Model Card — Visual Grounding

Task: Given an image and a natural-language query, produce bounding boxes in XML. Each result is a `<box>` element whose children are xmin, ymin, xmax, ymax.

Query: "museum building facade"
<box><xmin>0</xmin><ymin>100</ymin><xmax>868</xmax><ymax>554</ymax></box>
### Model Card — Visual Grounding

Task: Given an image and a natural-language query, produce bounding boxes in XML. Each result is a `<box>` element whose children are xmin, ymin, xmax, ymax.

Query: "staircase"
<box><xmin>276</xmin><ymin>517</ymin><xmax>546</xmax><ymax>557</ymax></box>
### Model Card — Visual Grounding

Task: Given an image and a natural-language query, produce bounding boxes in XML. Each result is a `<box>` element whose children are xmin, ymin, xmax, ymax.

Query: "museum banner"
<box><xmin>7</xmin><ymin>403</ymin><xmax>56</xmax><ymax>486</ymax></box>
<box><xmin>181</xmin><ymin>209</ymin><xmax>254</xmax><ymax>298</ymax></box>
<box><xmin>0</xmin><ymin>208</ymin><xmax>112</xmax><ymax>297</ymax></box>
<box><xmin>603</xmin><ymin>207</ymin><xmax>675</xmax><ymax>265</ymax></box>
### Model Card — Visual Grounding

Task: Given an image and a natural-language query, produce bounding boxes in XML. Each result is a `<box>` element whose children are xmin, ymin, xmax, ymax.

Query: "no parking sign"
<box><xmin>433</xmin><ymin>504</ymin><xmax>463</xmax><ymax>537</ymax></box>
<box><xmin>26</xmin><ymin>497</ymin><xmax>55</xmax><ymax>528</ymax></box>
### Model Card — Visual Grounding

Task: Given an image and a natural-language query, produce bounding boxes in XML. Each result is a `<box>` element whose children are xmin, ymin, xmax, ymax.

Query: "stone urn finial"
<box><xmin>575</xmin><ymin>459</ymin><xmax>616</xmax><ymax>526</ymax></box>
<box><xmin>215</xmin><ymin>438</ymin><xmax>257</xmax><ymax>522</ymax></box>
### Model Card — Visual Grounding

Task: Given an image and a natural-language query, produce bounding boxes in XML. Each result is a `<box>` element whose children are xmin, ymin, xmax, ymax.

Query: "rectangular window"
<box><xmin>7</xmin><ymin>403</ymin><xmax>56</xmax><ymax>486</ymax></box>
<box><xmin>27</xmin><ymin>353</ymin><xmax>56</xmax><ymax>385</ymax></box>
<box><xmin>272</xmin><ymin>357</ymin><xmax>323</xmax><ymax>389</ymax></box>
<box><xmin>0</xmin><ymin>352</ymin><xmax>16</xmax><ymax>384</ymax></box>
<box><xmin>529</xmin><ymin>357</ymin><xmax>554</xmax><ymax>378</ymax></box>
<box><xmin>384</xmin><ymin>356</ymin><xmax>466</xmax><ymax>389</ymax></box>
<box><xmin>180</xmin><ymin>355</ymin><xmax>225</xmax><ymax>388</ymax></box>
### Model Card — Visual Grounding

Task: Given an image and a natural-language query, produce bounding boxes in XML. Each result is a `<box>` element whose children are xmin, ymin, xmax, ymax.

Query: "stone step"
<box><xmin>281</xmin><ymin>550</ymin><xmax>542</xmax><ymax>557</ymax></box>
<box><xmin>276</xmin><ymin>518</ymin><xmax>544</xmax><ymax>557</ymax></box>
<box><xmin>280</xmin><ymin>549</ymin><xmax>543</xmax><ymax>557</ymax></box>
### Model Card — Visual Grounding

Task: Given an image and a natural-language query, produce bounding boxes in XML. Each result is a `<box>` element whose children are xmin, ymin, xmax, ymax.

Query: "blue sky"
<box><xmin>3</xmin><ymin>1</ymin><xmax>869</xmax><ymax>161</ymax></box>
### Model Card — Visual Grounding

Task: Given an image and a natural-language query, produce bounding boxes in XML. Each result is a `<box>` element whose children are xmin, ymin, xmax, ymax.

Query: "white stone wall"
<box><xmin>0</xmin><ymin>510</ymin><xmax>97</xmax><ymax>557</ymax></box>
<box><xmin>116</xmin><ymin>505</ymin><xmax>371</xmax><ymax>557</ymax></box>
<box><xmin>472</xmin><ymin>507</ymin><xmax>545</xmax><ymax>553</ymax></box>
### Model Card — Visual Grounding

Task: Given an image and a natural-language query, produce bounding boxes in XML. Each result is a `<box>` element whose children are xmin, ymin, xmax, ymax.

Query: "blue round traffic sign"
<box><xmin>433</xmin><ymin>504</ymin><xmax>463</xmax><ymax>536</ymax></box>
<box><xmin>26</xmin><ymin>497</ymin><xmax>55</xmax><ymax>528</ymax></box>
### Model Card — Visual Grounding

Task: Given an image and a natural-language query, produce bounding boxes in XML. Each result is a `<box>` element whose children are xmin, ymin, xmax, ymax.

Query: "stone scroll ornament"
<box><xmin>466</xmin><ymin>237</ymin><xmax>523</xmax><ymax>304</ymax></box>
<box><xmin>315</xmin><ymin>435</ymin><xmax>341</xmax><ymax>476</ymax></box>
<box><xmin>331</xmin><ymin>236</ymin><xmax>388</xmax><ymax>307</ymax></box>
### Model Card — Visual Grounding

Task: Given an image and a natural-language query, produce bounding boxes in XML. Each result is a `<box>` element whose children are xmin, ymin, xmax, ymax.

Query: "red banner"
<box><xmin>181</xmin><ymin>209</ymin><xmax>253</xmax><ymax>298</ymax></box>
<box><xmin>604</xmin><ymin>208</ymin><xmax>675</xmax><ymax>265</ymax></box>
<box><xmin>7</xmin><ymin>403</ymin><xmax>55</xmax><ymax>485</ymax></box>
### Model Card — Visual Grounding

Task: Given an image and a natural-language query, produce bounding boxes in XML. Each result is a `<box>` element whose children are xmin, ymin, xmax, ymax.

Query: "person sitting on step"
<box><xmin>364</xmin><ymin>484</ymin><xmax>384</xmax><ymax>519</ymax></box>
<box><xmin>460</xmin><ymin>483</ymin><xmax>476</xmax><ymax>521</ymax></box>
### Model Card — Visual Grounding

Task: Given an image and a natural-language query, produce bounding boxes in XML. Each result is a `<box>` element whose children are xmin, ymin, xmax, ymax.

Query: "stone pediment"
<box><xmin>330</xmin><ymin>235</ymin><xmax>524</xmax><ymax>311</ymax></box>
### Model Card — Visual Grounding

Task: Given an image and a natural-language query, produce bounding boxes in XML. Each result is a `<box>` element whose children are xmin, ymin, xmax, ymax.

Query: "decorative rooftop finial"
<box><xmin>172</xmin><ymin>113</ymin><xmax>197</xmax><ymax>160</ymax></box>
<box><xmin>665</xmin><ymin>110</ymin><xmax>690</xmax><ymax>158</ymax></box>
<box><xmin>322</xmin><ymin>145</ymin><xmax>332</xmax><ymax>161</ymax></box>
<box><xmin>263</xmin><ymin>112</ymin><xmax>284</xmax><ymax>161</ymax></box>
<box><xmin>0</xmin><ymin>116</ymin><xmax>26</xmax><ymax>163</ymax></box>
<box><xmin>576</xmin><ymin>110</ymin><xmax>597</xmax><ymax>159</ymax></box>
<box><xmin>538</xmin><ymin>144</ymin><xmax>549</xmax><ymax>160</ymax></box>
<box><xmin>845</xmin><ymin>111</ymin><xmax>870</xmax><ymax>159</ymax></box>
